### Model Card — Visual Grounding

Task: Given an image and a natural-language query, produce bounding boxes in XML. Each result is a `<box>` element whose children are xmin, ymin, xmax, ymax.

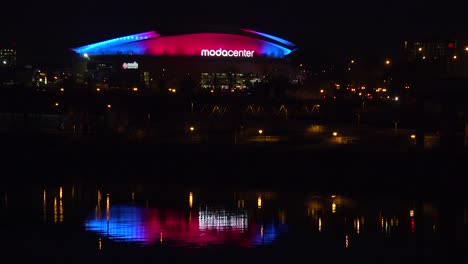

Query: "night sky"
<box><xmin>3</xmin><ymin>0</ymin><xmax>468</xmax><ymax>67</ymax></box>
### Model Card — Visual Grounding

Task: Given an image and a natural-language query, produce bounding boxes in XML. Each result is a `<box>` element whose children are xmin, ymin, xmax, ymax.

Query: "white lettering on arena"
<box><xmin>201</xmin><ymin>48</ymin><xmax>255</xmax><ymax>57</ymax></box>
<box><xmin>122</xmin><ymin>61</ymin><xmax>139</xmax><ymax>69</ymax></box>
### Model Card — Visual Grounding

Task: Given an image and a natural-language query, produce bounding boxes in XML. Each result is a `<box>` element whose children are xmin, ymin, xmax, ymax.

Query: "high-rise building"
<box><xmin>0</xmin><ymin>41</ymin><xmax>17</xmax><ymax>86</ymax></box>
<box><xmin>0</xmin><ymin>42</ymin><xmax>16</xmax><ymax>68</ymax></box>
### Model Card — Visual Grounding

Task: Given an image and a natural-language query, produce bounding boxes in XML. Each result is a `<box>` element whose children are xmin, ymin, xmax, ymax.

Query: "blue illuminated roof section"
<box><xmin>260</xmin><ymin>41</ymin><xmax>295</xmax><ymax>57</ymax></box>
<box><xmin>72</xmin><ymin>31</ymin><xmax>160</xmax><ymax>55</ymax></box>
<box><xmin>241</xmin><ymin>28</ymin><xmax>296</xmax><ymax>48</ymax></box>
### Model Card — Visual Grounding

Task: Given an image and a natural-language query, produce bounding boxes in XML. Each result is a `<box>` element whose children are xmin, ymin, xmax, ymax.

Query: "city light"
<box><xmin>188</xmin><ymin>192</ymin><xmax>193</xmax><ymax>208</ymax></box>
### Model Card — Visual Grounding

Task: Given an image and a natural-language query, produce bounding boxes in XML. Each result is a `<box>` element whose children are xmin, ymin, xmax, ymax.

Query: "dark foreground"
<box><xmin>1</xmin><ymin>134</ymin><xmax>468</xmax><ymax>264</ymax></box>
<box><xmin>0</xmin><ymin>174</ymin><xmax>467</xmax><ymax>264</ymax></box>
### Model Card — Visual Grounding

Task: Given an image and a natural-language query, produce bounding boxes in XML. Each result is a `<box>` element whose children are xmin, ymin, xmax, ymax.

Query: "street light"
<box><xmin>258</xmin><ymin>129</ymin><xmax>265</xmax><ymax>142</ymax></box>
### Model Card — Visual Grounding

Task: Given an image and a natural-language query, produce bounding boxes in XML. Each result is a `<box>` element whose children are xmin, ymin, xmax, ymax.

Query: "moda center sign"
<box><xmin>122</xmin><ymin>61</ymin><xmax>139</xmax><ymax>69</ymax></box>
<box><xmin>201</xmin><ymin>48</ymin><xmax>255</xmax><ymax>57</ymax></box>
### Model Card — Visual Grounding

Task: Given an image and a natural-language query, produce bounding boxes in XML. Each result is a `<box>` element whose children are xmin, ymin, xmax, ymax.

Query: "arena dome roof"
<box><xmin>72</xmin><ymin>28</ymin><xmax>297</xmax><ymax>59</ymax></box>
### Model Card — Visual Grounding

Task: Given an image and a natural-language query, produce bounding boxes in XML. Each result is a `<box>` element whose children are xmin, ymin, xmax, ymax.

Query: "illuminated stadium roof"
<box><xmin>72</xmin><ymin>28</ymin><xmax>297</xmax><ymax>59</ymax></box>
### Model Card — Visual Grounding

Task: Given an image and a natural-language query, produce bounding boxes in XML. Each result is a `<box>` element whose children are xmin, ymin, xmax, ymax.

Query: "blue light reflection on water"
<box><xmin>85</xmin><ymin>205</ymin><xmax>151</xmax><ymax>244</ymax></box>
<box><xmin>252</xmin><ymin>223</ymin><xmax>288</xmax><ymax>246</ymax></box>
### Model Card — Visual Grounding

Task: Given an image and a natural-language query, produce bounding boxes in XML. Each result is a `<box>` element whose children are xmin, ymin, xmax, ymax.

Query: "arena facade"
<box><xmin>71</xmin><ymin>27</ymin><xmax>298</xmax><ymax>95</ymax></box>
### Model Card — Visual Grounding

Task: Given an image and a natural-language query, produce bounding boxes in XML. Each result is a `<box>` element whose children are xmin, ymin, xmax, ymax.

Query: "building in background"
<box><xmin>403</xmin><ymin>39</ymin><xmax>458</xmax><ymax>62</ymax></box>
<box><xmin>401</xmin><ymin>38</ymin><xmax>468</xmax><ymax>78</ymax></box>
<box><xmin>0</xmin><ymin>46</ymin><xmax>16</xmax><ymax>67</ymax></box>
<box><xmin>0</xmin><ymin>41</ymin><xmax>17</xmax><ymax>86</ymax></box>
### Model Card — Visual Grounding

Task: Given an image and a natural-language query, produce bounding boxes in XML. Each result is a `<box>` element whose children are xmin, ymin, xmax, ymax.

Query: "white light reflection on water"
<box><xmin>198</xmin><ymin>208</ymin><xmax>248</xmax><ymax>231</ymax></box>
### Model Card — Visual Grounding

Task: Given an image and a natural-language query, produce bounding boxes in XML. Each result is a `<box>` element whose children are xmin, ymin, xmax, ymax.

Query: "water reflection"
<box><xmin>85</xmin><ymin>204</ymin><xmax>286</xmax><ymax>247</ymax></box>
<box><xmin>1</xmin><ymin>184</ymin><xmax>467</xmax><ymax>261</ymax></box>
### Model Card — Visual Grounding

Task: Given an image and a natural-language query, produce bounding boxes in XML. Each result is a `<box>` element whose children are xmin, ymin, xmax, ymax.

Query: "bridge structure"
<box><xmin>194</xmin><ymin>100</ymin><xmax>322</xmax><ymax>119</ymax></box>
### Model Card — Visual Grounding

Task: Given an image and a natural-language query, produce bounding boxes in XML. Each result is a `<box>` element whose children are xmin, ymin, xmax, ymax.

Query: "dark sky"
<box><xmin>3</xmin><ymin>0</ymin><xmax>468</xmax><ymax>67</ymax></box>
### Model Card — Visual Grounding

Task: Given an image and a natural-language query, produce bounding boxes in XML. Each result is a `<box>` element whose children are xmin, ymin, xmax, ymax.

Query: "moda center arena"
<box><xmin>71</xmin><ymin>26</ymin><xmax>298</xmax><ymax>95</ymax></box>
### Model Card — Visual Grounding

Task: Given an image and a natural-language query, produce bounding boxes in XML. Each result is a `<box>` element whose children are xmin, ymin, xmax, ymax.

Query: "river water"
<box><xmin>1</xmin><ymin>180</ymin><xmax>467</xmax><ymax>264</ymax></box>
